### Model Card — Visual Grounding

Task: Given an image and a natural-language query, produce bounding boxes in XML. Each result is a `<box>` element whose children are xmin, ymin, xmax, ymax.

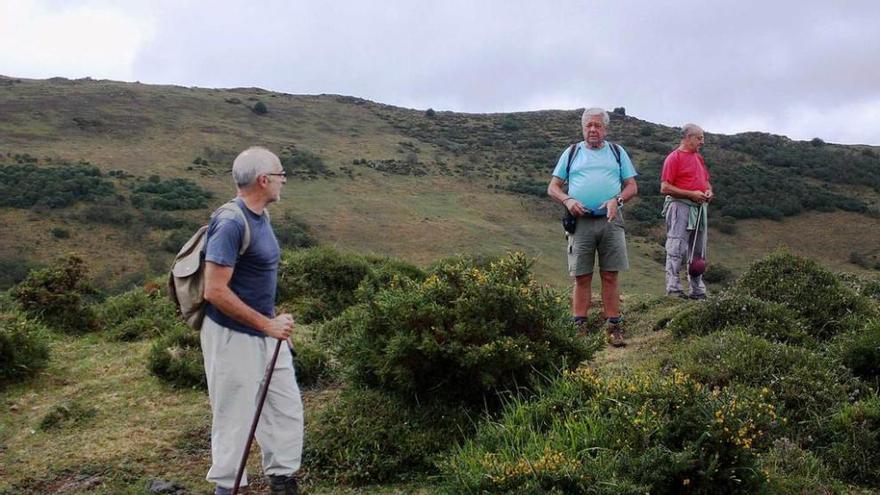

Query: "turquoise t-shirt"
<box><xmin>552</xmin><ymin>141</ymin><xmax>638</xmax><ymax>212</ymax></box>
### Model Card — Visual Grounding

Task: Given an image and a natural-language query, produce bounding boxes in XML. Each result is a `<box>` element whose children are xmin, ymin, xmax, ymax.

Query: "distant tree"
<box><xmin>501</xmin><ymin>115</ymin><xmax>521</xmax><ymax>131</ymax></box>
<box><xmin>425</xmin><ymin>108</ymin><xmax>436</xmax><ymax>118</ymax></box>
<box><xmin>253</xmin><ymin>101</ymin><xmax>268</xmax><ymax>115</ymax></box>
<box><xmin>811</xmin><ymin>137</ymin><xmax>825</xmax><ymax>147</ymax></box>
<box><xmin>613</xmin><ymin>107</ymin><xmax>626</xmax><ymax>116</ymax></box>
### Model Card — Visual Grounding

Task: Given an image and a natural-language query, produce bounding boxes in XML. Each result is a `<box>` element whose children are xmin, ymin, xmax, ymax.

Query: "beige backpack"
<box><xmin>167</xmin><ymin>201</ymin><xmax>251</xmax><ymax>329</ymax></box>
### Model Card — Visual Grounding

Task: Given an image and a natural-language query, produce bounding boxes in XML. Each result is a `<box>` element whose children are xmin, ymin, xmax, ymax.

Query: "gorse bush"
<box><xmin>665</xmin><ymin>292</ymin><xmax>809</xmax><ymax>345</ymax></box>
<box><xmin>665</xmin><ymin>330</ymin><xmax>854</xmax><ymax>427</ymax></box>
<box><xmin>759</xmin><ymin>438</ymin><xmax>841</xmax><ymax>494</ymax></box>
<box><xmin>278</xmin><ymin>247</ymin><xmax>424</xmax><ymax>323</ymax></box>
<box><xmin>147</xmin><ymin>325</ymin><xmax>205</xmax><ymax>389</ymax></box>
<box><xmin>12</xmin><ymin>255</ymin><xmax>99</xmax><ymax>334</ymax></box>
<box><xmin>305</xmin><ymin>387</ymin><xmax>470</xmax><ymax>485</ymax></box>
<box><xmin>442</xmin><ymin>367</ymin><xmax>779</xmax><ymax>494</ymax></box>
<box><xmin>737</xmin><ymin>250</ymin><xmax>874</xmax><ymax>339</ymax></box>
<box><xmin>820</xmin><ymin>394</ymin><xmax>880</xmax><ymax>485</ymax></box>
<box><xmin>131</xmin><ymin>176</ymin><xmax>213</xmax><ymax>210</ymax></box>
<box><xmin>0</xmin><ymin>163</ymin><xmax>115</xmax><ymax>209</ymax></box>
<box><xmin>97</xmin><ymin>286</ymin><xmax>184</xmax><ymax>341</ymax></box>
<box><xmin>830</xmin><ymin>319</ymin><xmax>880</xmax><ymax>393</ymax></box>
<box><xmin>0</xmin><ymin>312</ymin><xmax>50</xmax><ymax>386</ymax></box>
<box><xmin>331</xmin><ymin>252</ymin><xmax>599</xmax><ymax>407</ymax></box>
<box><xmin>290</xmin><ymin>335</ymin><xmax>332</xmax><ymax>388</ymax></box>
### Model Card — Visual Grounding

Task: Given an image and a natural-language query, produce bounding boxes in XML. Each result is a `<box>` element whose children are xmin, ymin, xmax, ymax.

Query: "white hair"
<box><xmin>681</xmin><ymin>123</ymin><xmax>704</xmax><ymax>138</ymax></box>
<box><xmin>232</xmin><ymin>146</ymin><xmax>281</xmax><ymax>188</ymax></box>
<box><xmin>581</xmin><ymin>107</ymin><xmax>609</xmax><ymax>127</ymax></box>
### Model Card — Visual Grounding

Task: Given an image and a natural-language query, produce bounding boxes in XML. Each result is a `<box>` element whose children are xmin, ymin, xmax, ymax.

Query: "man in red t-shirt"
<box><xmin>660</xmin><ymin>124</ymin><xmax>713</xmax><ymax>299</ymax></box>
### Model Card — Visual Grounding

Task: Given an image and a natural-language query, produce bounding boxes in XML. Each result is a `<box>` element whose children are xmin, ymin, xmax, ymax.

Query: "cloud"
<box><xmin>0</xmin><ymin>0</ymin><xmax>154</xmax><ymax>80</ymax></box>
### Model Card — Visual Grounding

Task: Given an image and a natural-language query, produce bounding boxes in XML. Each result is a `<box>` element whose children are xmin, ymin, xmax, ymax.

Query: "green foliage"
<box><xmin>500</xmin><ymin>115</ymin><xmax>521</xmax><ymax>131</ymax></box>
<box><xmin>0</xmin><ymin>163</ymin><xmax>115</xmax><ymax>209</ymax></box>
<box><xmin>147</xmin><ymin>324</ymin><xmax>206</xmax><ymax>389</ymax></box>
<box><xmin>252</xmin><ymin>101</ymin><xmax>268</xmax><ymax>114</ymax></box>
<box><xmin>665</xmin><ymin>293</ymin><xmax>810</xmax><ymax>345</ymax></box>
<box><xmin>830</xmin><ymin>319</ymin><xmax>880</xmax><ymax>391</ymax></box>
<box><xmin>132</xmin><ymin>177</ymin><xmax>213</xmax><ymax>210</ymax></box>
<box><xmin>424</xmin><ymin>108</ymin><xmax>436</xmax><ymax>118</ymax></box>
<box><xmin>331</xmin><ymin>252</ymin><xmax>600</xmax><ymax>407</ymax></box>
<box><xmin>0</xmin><ymin>312</ymin><xmax>50</xmax><ymax>385</ymax></box>
<box><xmin>0</xmin><ymin>255</ymin><xmax>40</xmax><ymax>290</ymax></box>
<box><xmin>140</xmin><ymin>210</ymin><xmax>194</xmax><ymax>230</ymax></box>
<box><xmin>37</xmin><ymin>399</ymin><xmax>97</xmax><ymax>430</ymax></box>
<box><xmin>279</xmin><ymin>145</ymin><xmax>332</xmax><ymax>178</ymax></box>
<box><xmin>666</xmin><ymin>330</ymin><xmax>854</xmax><ymax>426</ymax></box>
<box><xmin>273</xmin><ymin>216</ymin><xmax>315</xmax><ymax>249</ymax></box>
<box><xmin>81</xmin><ymin>203</ymin><xmax>134</xmax><ymax>226</ymax></box>
<box><xmin>50</xmin><ymin>227</ymin><xmax>69</xmax><ymax>239</ymax></box>
<box><xmin>821</xmin><ymin>394</ymin><xmax>880</xmax><ymax>484</ymax></box>
<box><xmin>96</xmin><ymin>287</ymin><xmax>182</xmax><ymax>341</ymax></box>
<box><xmin>278</xmin><ymin>247</ymin><xmax>422</xmax><ymax>323</ymax></box>
<box><xmin>700</xmin><ymin>262</ymin><xmax>735</xmax><ymax>286</ymax></box>
<box><xmin>305</xmin><ymin>387</ymin><xmax>470</xmax><ymax>485</ymax></box>
<box><xmin>161</xmin><ymin>229</ymin><xmax>193</xmax><ymax>253</ymax></box>
<box><xmin>12</xmin><ymin>255</ymin><xmax>99</xmax><ymax>334</ymax></box>
<box><xmin>760</xmin><ymin>438</ymin><xmax>842</xmax><ymax>495</ymax></box>
<box><xmin>442</xmin><ymin>368</ymin><xmax>778</xmax><ymax>494</ymax></box>
<box><xmin>291</xmin><ymin>335</ymin><xmax>332</xmax><ymax>388</ymax></box>
<box><xmin>737</xmin><ymin>250</ymin><xmax>875</xmax><ymax>339</ymax></box>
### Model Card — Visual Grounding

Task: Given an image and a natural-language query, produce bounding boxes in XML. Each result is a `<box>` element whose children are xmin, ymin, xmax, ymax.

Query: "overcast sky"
<box><xmin>2</xmin><ymin>0</ymin><xmax>879</xmax><ymax>144</ymax></box>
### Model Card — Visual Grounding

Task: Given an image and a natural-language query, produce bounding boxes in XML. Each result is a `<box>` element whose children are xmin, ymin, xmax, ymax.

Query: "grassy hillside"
<box><xmin>1</xmin><ymin>75</ymin><xmax>880</xmax><ymax>296</ymax></box>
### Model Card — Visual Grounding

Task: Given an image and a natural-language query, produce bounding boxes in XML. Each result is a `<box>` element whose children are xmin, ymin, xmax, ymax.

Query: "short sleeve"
<box><xmin>204</xmin><ymin>217</ymin><xmax>245</xmax><ymax>267</ymax></box>
<box><xmin>661</xmin><ymin>152</ymin><xmax>678</xmax><ymax>183</ymax></box>
<box><xmin>618</xmin><ymin>146</ymin><xmax>638</xmax><ymax>180</ymax></box>
<box><xmin>551</xmin><ymin>146</ymin><xmax>574</xmax><ymax>180</ymax></box>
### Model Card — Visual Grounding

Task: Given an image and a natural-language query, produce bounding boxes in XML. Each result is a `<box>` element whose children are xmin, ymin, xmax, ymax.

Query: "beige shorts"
<box><xmin>566</xmin><ymin>213</ymin><xmax>629</xmax><ymax>276</ymax></box>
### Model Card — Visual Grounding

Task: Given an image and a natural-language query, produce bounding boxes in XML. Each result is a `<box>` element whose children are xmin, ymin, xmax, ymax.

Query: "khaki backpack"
<box><xmin>167</xmin><ymin>200</ymin><xmax>251</xmax><ymax>329</ymax></box>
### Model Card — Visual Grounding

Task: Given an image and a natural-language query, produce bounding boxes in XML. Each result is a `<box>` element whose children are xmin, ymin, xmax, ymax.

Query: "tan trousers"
<box><xmin>200</xmin><ymin>317</ymin><xmax>303</xmax><ymax>490</ymax></box>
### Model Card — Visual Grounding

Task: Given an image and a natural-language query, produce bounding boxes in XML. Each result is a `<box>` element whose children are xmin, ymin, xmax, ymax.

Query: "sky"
<box><xmin>2</xmin><ymin>0</ymin><xmax>880</xmax><ymax>145</ymax></box>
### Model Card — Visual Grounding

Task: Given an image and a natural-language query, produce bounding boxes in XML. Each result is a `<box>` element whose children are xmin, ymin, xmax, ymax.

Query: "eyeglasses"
<box><xmin>265</xmin><ymin>172</ymin><xmax>287</xmax><ymax>178</ymax></box>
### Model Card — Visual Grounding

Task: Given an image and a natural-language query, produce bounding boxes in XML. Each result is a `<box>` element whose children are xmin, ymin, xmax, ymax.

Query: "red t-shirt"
<box><xmin>661</xmin><ymin>149</ymin><xmax>710</xmax><ymax>191</ymax></box>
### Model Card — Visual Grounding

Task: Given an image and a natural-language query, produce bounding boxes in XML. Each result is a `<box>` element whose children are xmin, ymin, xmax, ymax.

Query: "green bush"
<box><xmin>291</xmin><ymin>335</ymin><xmax>332</xmax><ymax>388</ymax></box>
<box><xmin>0</xmin><ymin>312</ymin><xmax>50</xmax><ymax>385</ymax></box>
<box><xmin>252</xmin><ymin>101</ymin><xmax>268</xmax><ymax>114</ymax></box>
<box><xmin>147</xmin><ymin>325</ymin><xmax>205</xmax><ymax>389</ymax></box>
<box><xmin>701</xmin><ymin>262</ymin><xmax>735</xmax><ymax>286</ymax></box>
<box><xmin>821</xmin><ymin>394</ymin><xmax>880</xmax><ymax>485</ymax></box>
<box><xmin>666</xmin><ymin>330</ymin><xmax>854</xmax><ymax>427</ymax></box>
<box><xmin>273</xmin><ymin>217</ymin><xmax>315</xmax><ymax>249</ymax></box>
<box><xmin>278</xmin><ymin>247</ymin><xmax>422</xmax><ymax>323</ymax></box>
<box><xmin>12</xmin><ymin>255</ymin><xmax>99</xmax><ymax>334</ymax></box>
<box><xmin>305</xmin><ymin>387</ymin><xmax>470</xmax><ymax>485</ymax></box>
<box><xmin>441</xmin><ymin>368</ymin><xmax>779</xmax><ymax>494</ymax></box>
<box><xmin>332</xmin><ymin>252</ymin><xmax>600</xmax><ymax>407</ymax></box>
<box><xmin>760</xmin><ymin>438</ymin><xmax>842</xmax><ymax>494</ymax></box>
<box><xmin>666</xmin><ymin>293</ymin><xmax>810</xmax><ymax>345</ymax></box>
<box><xmin>132</xmin><ymin>177</ymin><xmax>213</xmax><ymax>210</ymax></box>
<box><xmin>0</xmin><ymin>255</ymin><xmax>40</xmax><ymax>290</ymax></box>
<box><xmin>50</xmin><ymin>227</ymin><xmax>69</xmax><ymax>239</ymax></box>
<box><xmin>830</xmin><ymin>319</ymin><xmax>880</xmax><ymax>392</ymax></box>
<box><xmin>0</xmin><ymin>163</ymin><xmax>115</xmax><ymax>209</ymax></box>
<box><xmin>737</xmin><ymin>251</ymin><xmax>875</xmax><ymax>339</ymax></box>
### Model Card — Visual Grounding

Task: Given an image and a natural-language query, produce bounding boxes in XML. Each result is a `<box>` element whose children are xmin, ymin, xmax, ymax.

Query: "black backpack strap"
<box><xmin>608</xmin><ymin>141</ymin><xmax>622</xmax><ymax>166</ymax></box>
<box><xmin>563</xmin><ymin>143</ymin><xmax>579</xmax><ymax>188</ymax></box>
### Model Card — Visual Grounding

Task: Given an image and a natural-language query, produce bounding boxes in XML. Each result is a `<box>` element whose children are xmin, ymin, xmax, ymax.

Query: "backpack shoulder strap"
<box><xmin>608</xmin><ymin>141</ymin><xmax>622</xmax><ymax>166</ymax></box>
<box><xmin>213</xmin><ymin>200</ymin><xmax>251</xmax><ymax>255</ymax></box>
<box><xmin>563</xmin><ymin>143</ymin><xmax>579</xmax><ymax>183</ymax></box>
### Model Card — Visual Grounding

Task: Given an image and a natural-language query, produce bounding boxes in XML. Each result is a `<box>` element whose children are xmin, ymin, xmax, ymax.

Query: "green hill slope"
<box><xmin>2</xmin><ymin>75</ymin><xmax>879</xmax><ymax>293</ymax></box>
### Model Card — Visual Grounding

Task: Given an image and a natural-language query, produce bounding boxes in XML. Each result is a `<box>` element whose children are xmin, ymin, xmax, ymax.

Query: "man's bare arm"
<box><xmin>547</xmin><ymin>176</ymin><xmax>589</xmax><ymax>216</ymax></box>
<box><xmin>203</xmin><ymin>261</ymin><xmax>293</xmax><ymax>340</ymax></box>
<box><xmin>660</xmin><ymin>181</ymin><xmax>708</xmax><ymax>203</ymax></box>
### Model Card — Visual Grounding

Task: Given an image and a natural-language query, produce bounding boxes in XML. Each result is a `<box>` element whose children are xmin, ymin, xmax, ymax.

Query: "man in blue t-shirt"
<box><xmin>201</xmin><ymin>146</ymin><xmax>302</xmax><ymax>495</ymax></box>
<box><xmin>547</xmin><ymin>107</ymin><xmax>638</xmax><ymax>347</ymax></box>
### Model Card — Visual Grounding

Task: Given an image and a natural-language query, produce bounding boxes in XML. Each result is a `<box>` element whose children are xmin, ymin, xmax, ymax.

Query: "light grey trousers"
<box><xmin>200</xmin><ymin>317</ymin><xmax>304</xmax><ymax>489</ymax></box>
<box><xmin>664</xmin><ymin>201</ymin><xmax>707</xmax><ymax>296</ymax></box>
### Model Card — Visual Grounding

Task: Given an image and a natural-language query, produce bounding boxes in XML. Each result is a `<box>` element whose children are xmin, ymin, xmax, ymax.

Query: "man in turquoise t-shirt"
<box><xmin>547</xmin><ymin>107</ymin><xmax>638</xmax><ymax>347</ymax></box>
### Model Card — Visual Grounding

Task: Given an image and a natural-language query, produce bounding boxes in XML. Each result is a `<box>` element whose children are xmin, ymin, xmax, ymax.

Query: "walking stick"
<box><xmin>232</xmin><ymin>337</ymin><xmax>284</xmax><ymax>495</ymax></box>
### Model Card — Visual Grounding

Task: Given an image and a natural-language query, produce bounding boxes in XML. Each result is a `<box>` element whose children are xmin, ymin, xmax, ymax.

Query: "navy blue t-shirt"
<box><xmin>203</xmin><ymin>198</ymin><xmax>280</xmax><ymax>336</ymax></box>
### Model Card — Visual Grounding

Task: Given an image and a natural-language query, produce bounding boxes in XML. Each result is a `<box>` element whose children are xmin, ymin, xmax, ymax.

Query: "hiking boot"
<box><xmin>606</xmin><ymin>322</ymin><xmax>626</xmax><ymax>347</ymax></box>
<box><xmin>689</xmin><ymin>293</ymin><xmax>708</xmax><ymax>301</ymax></box>
<box><xmin>667</xmin><ymin>290</ymin><xmax>688</xmax><ymax>300</ymax></box>
<box><xmin>268</xmin><ymin>475</ymin><xmax>299</xmax><ymax>495</ymax></box>
<box><xmin>571</xmin><ymin>316</ymin><xmax>590</xmax><ymax>337</ymax></box>
<box><xmin>215</xmin><ymin>487</ymin><xmax>235</xmax><ymax>495</ymax></box>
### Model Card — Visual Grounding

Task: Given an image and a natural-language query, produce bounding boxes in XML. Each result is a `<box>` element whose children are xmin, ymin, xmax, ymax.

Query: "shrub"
<box><xmin>332</xmin><ymin>252</ymin><xmax>600</xmax><ymax>407</ymax></box>
<box><xmin>666</xmin><ymin>293</ymin><xmax>810</xmax><ymax>345</ymax></box>
<box><xmin>252</xmin><ymin>101</ymin><xmax>268</xmax><ymax>114</ymax></box>
<box><xmin>12</xmin><ymin>255</ymin><xmax>99</xmax><ymax>334</ymax></box>
<box><xmin>38</xmin><ymin>399</ymin><xmax>97</xmax><ymax>430</ymax></box>
<box><xmin>161</xmin><ymin>229</ymin><xmax>193</xmax><ymax>254</ymax></box>
<box><xmin>425</xmin><ymin>108</ymin><xmax>436</xmax><ymax>118</ymax></box>
<box><xmin>273</xmin><ymin>217</ymin><xmax>315</xmax><ymax>249</ymax></box>
<box><xmin>760</xmin><ymin>438</ymin><xmax>841</xmax><ymax>494</ymax></box>
<box><xmin>132</xmin><ymin>177</ymin><xmax>213</xmax><ymax>211</ymax></box>
<box><xmin>830</xmin><ymin>319</ymin><xmax>880</xmax><ymax>392</ymax></box>
<box><xmin>305</xmin><ymin>387</ymin><xmax>470</xmax><ymax>485</ymax></box>
<box><xmin>441</xmin><ymin>367</ymin><xmax>779</xmax><ymax>494</ymax></box>
<box><xmin>97</xmin><ymin>287</ymin><xmax>182</xmax><ymax>341</ymax></box>
<box><xmin>613</xmin><ymin>106</ymin><xmax>626</xmax><ymax>116</ymax></box>
<box><xmin>0</xmin><ymin>312</ymin><xmax>50</xmax><ymax>385</ymax></box>
<box><xmin>0</xmin><ymin>255</ymin><xmax>40</xmax><ymax>290</ymax></box>
<box><xmin>50</xmin><ymin>227</ymin><xmax>69</xmax><ymax>239</ymax></box>
<box><xmin>0</xmin><ymin>163</ymin><xmax>115</xmax><ymax>209</ymax></box>
<box><xmin>291</xmin><ymin>335</ymin><xmax>333</xmax><ymax>388</ymax></box>
<box><xmin>737</xmin><ymin>251</ymin><xmax>875</xmax><ymax>339</ymax></box>
<box><xmin>701</xmin><ymin>262</ymin><xmax>735</xmax><ymax>286</ymax></box>
<box><xmin>147</xmin><ymin>325</ymin><xmax>206</xmax><ymax>389</ymax></box>
<box><xmin>666</xmin><ymin>330</ymin><xmax>854</xmax><ymax>427</ymax></box>
<box><xmin>821</xmin><ymin>394</ymin><xmax>880</xmax><ymax>484</ymax></box>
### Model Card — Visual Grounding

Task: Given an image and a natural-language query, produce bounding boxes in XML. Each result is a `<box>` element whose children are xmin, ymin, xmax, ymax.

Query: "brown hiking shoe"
<box><xmin>606</xmin><ymin>323</ymin><xmax>626</xmax><ymax>347</ymax></box>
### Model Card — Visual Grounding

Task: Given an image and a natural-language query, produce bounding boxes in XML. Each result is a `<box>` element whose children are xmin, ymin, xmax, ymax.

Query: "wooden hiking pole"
<box><xmin>232</xmin><ymin>337</ymin><xmax>284</xmax><ymax>495</ymax></box>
